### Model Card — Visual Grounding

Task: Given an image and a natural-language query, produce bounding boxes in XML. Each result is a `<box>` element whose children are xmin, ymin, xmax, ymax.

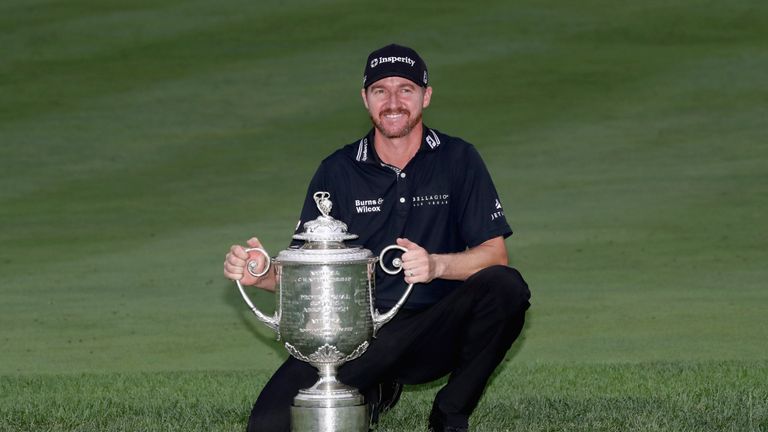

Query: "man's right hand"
<box><xmin>223</xmin><ymin>237</ymin><xmax>274</xmax><ymax>289</ymax></box>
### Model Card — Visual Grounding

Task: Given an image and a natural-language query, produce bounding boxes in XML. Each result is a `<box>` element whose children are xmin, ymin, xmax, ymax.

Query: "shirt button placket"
<box><xmin>396</xmin><ymin>170</ymin><xmax>410</xmax><ymax>230</ymax></box>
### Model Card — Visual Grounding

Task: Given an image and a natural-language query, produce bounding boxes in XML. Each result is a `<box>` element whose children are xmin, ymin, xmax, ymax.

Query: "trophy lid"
<box><xmin>277</xmin><ymin>192</ymin><xmax>373</xmax><ymax>263</ymax></box>
<box><xmin>292</xmin><ymin>192</ymin><xmax>358</xmax><ymax>243</ymax></box>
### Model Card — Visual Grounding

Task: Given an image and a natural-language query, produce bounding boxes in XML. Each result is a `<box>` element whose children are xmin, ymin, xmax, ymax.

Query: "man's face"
<box><xmin>362</xmin><ymin>77</ymin><xmax>433</xmax><ymax>139</ymax></box>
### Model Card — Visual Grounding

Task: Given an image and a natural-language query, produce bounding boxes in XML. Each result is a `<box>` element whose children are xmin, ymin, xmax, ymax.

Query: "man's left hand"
<box><xmin>396</xmin><ymin>238</ymin><xmax>440</xmax><ymax>284</ymax></box>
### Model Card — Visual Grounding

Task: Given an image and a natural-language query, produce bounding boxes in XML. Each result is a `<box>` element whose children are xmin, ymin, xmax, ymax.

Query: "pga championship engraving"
<box><xmin>235</xmin><ymin>192</ymin><xmax>414</xmax><ymax>432</ymax></box>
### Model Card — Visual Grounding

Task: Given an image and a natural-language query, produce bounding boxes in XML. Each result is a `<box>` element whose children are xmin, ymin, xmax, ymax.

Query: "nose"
<box><xmin>385</xmin><ymin>91</ymin><xmax>399</xmax><ymax>109</ymax></box>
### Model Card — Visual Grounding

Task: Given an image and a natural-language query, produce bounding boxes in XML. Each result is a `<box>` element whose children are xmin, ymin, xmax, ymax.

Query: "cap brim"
<box><xmin>364</xmin><ymin>72</ymin><xmax>426</xmax><ymax>89</ymax></box>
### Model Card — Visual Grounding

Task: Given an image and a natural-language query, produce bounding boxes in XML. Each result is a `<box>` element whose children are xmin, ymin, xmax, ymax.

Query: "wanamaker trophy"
<box><xmin>235</xmin><ymin>191</ymin><xmax>415</xmax><ymax>432</ymax></box>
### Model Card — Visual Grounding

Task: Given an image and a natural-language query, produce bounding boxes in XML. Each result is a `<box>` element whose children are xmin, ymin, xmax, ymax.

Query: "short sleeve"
<box><xmin>454</xmin><ymin>145</ymin><xmax>513</xmax><ymax>248</ymax></box>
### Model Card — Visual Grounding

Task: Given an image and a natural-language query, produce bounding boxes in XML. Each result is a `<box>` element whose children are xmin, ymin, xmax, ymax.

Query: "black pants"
<box><xmin>247</xmin><ymin>265</ymin><xmax>530</xmax><ymax>431</ymax></box>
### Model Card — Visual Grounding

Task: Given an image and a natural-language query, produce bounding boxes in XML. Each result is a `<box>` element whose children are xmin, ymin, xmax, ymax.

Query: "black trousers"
<box><xmin>247</xmin><ymin>265</ymin><xmax>530</xmax><ymax>431</ymax></box>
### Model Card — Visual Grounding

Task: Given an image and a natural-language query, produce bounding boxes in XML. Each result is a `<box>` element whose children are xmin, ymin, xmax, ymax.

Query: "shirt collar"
<box><xmin>354</xmin><ymin>125</ymin><xmax>441</xmax><ymax>164</ymax></box>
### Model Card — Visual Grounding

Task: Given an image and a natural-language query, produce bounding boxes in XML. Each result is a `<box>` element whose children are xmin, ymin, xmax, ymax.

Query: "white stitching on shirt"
<box><xmin>356</xmin><ymin>138</ymin><xmax>364</xmax><ymax>161</ymax></box>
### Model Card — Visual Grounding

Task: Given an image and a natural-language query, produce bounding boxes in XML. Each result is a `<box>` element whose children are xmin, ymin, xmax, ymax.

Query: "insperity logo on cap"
<box><xmin>370</xmin><ymin>56</ymin><xmax>415</xmax><ymax>68</ymax></box>
<box><xmin>363</xmin><ymin>44</ymin><xmax>428</xmax><ymax>89</ymax></box>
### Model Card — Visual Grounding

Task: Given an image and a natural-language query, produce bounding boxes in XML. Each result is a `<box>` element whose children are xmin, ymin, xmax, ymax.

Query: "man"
<box><xmin>224</xmin><ymin>43</ymin><xmax>530</xmax><ymax>432</ymax></box>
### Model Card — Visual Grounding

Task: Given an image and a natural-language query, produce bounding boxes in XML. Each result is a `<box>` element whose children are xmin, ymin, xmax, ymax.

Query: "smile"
<box><xmin>382</xmin><ymin>111</ymin><xmax>408</xmax><ymax>120</ymax></box>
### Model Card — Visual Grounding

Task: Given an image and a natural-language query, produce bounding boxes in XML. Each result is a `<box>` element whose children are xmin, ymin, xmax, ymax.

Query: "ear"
<box><xmin>422</xmin><ymin>86</ymin><xmax>433</xmax><ymax>109</ymax></box>
<box><xmin>361</xmin><ymin>88</ymin><xmax>369</xmax><ymax>110</ymax></box>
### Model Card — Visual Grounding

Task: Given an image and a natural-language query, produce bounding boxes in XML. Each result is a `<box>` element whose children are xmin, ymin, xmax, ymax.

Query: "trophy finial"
<box><xmin>313</xmin><ymin>191</ymin><xmax>332</xmax><ymax>217</ymax></box>
<box><xmin>294</xmin><ymin>191</ymin><xmax>356</xmax><ymax>242</ymax></box>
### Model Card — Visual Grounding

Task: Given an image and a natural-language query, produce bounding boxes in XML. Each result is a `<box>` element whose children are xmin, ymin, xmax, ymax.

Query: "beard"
<box><xmin>370</xmin><ymin>109</ymin><xmax>422</xmax><ymax>139</ymax></box>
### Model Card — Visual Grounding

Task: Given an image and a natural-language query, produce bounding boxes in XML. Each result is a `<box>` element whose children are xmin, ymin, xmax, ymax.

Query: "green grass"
<box><xmin>1</xmin><ymin>0</ymin><xmax>767</xmax><ymax>430</ymax></box>
<box><xmin>2</xmin><ymin>363</ymin><xmax>766</xmax><ymax>431</ymax></box>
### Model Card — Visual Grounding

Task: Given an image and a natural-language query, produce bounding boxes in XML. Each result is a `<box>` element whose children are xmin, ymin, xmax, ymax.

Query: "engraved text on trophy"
<box><xmin>280</xmin><ymin>264</ymin><xmax>373</xmax><ymax>359</ymax></box>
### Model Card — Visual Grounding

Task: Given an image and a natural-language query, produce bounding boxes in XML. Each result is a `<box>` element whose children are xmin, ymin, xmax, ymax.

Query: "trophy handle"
<box><xmin>235</xmin><ymin>247</ymin><xmax>279</xmax><ymax>332</ymax></box>
<box><xmin>373</xmin><ymin>245</ymin><xmax>415</xmax><ymax>334</ymax></box>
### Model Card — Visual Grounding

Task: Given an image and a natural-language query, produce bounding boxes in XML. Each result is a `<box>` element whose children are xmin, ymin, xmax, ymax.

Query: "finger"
<box><xmin>401</xmin><ymin>249</ymin><xmax>427</xmax><ymax>265</ymax></box>
<box><xmin>223</xmin><ymin>269</ymin><xmax>243</xmax><ymax>281</ymax></box>
<box><xmin>224</xmin><ymin>260</ymin><xmax>245</xmax><ymax>274</ymax></box>
<box><xmin>396</xmin><ymin>237</ymin><xmax>418</xmax><ymax>249</ymax></box>
<box><xmin>225</xmin><ymin>257</ymin><xmax>246</xmax><ymax>270</ymax></box>
<box><xmin>231</xmin><ymin>245</ymin><xmax>249</xmax><ymax>259</ymax></box>
<box><xmin>404</xmin><ymin>267</ymin><xmax>419</xmax><ymax>278</ymax></box>
<box><xmin>401</xmin><ymin>253</ymin><xmax>418</xmax><ymax>265</ymax></box>
<box><xmin>226</xmin><ymin>253</ymin><xmax>247</xmax><ymax>267</ymax></box>
<box><xmin>404</xmin><ymin>273</ymin><xmax>424</xmax><ymax>284</ymax></box>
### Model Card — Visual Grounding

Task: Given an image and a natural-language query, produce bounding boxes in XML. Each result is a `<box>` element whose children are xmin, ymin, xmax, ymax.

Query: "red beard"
<box><xmin>371</xmin><ymin>109</ymin><xmax>422</xmax><ymax>139</ymax></box>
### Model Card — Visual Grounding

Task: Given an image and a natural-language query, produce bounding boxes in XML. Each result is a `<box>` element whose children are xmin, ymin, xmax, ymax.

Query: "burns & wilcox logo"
<box><xmin>355</xmin><ymin>197</ymin><xmax>384</xmax><ymax>214</ymax></box>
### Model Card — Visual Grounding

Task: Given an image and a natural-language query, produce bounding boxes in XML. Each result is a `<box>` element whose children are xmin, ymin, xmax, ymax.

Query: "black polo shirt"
<box><xmin>291</xmin><ymin>126</ymin><xmax>512</xmax><ymax>310</ymax></box>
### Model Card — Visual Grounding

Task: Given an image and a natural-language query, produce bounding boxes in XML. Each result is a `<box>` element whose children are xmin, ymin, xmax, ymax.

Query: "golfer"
<box><xmin>224</xmin><ymin>43</ymin><xmax>531</xmax><ymax>432</ymax></box>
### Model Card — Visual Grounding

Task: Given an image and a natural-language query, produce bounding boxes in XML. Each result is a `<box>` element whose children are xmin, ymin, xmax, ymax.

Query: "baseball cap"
<box><xmin>363</xmin><ymin>44</ymin><xmax>429</xmax><ymax>89</ymax></box>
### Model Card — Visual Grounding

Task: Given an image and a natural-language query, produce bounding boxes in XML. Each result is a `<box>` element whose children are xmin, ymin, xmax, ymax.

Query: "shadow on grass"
<box><xmin>485</xmin><ymin>305</ymin><xmax>533</xmax><ymax>390</ymax></box>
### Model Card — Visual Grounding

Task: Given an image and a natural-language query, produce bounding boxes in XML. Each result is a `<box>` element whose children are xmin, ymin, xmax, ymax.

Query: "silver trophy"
<box><xmin>235</xmin><ymin>191</ymin><xmax>414</xmax><ymax>431</ymax></box>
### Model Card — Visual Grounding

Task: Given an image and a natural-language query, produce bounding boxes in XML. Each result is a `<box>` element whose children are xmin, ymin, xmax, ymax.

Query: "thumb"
<box><xmin>396</xmin><ymin>237</ymin><xmax>417</xmax><ymax>249</ymax></box>
<box><xmin>246</xmin><ymin>237</ymin><xmax>262</xmax><ymax>248</ymax></box>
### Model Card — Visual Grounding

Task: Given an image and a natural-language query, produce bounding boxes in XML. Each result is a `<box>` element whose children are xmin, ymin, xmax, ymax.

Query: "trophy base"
<box><xmin>291</xmin><ymin>403</ymin><xmax>368</xmax><ymax>432</ymax></box>
<box><xmin>291</xmin><ymin>384</ymin><xmax>368</xmax><ymax>432</ymax></box>
<box><xmin>289</xmin><ymin>363</ymin><xmax>370</xmax><ymax>431</ymax></box>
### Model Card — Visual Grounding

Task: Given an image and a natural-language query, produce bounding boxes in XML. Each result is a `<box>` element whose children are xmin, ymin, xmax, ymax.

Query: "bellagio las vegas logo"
<box><xmin>412</xmin><ymin>194</ymin><xmax>450</xmax><ymax>207</ymax></box>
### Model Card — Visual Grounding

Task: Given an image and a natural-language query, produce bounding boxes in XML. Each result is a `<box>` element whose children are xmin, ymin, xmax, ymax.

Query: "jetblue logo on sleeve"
<box><xmin>490</xmin><ymin>198</ymin><xmax>505</xmax><ymax>221</ymax></box>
